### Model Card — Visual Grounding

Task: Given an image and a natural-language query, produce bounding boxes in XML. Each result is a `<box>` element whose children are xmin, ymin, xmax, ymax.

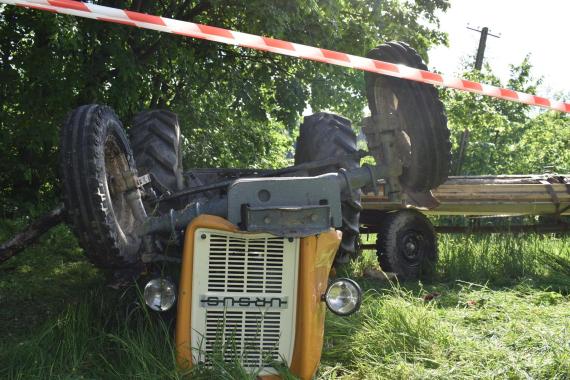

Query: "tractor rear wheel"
<box><xmin>376</xmin><ymin>209</ymin><xmax>437</xmax><ymax>280</ymax></box>
<box><xmin>364</xmin><ymin>41</ymin><xmax>451</xmax><ymax>192</ymax></box>
<box><xmin>294</xmin><ymin>112</ymin><xmax>362</xmax><ymax>265</ymax></box>
<box><xmin>59</xmin><ymin>104</ymin><xmax>145</xmax><ymax>270</ymax></box>
<box><xmin>129</xmin><ymin>110</ymin><xmax>185</xmax><ymax>213</ymax></box>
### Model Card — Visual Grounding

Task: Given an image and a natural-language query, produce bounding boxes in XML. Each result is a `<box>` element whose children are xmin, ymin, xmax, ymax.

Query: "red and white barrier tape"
<box><xmin>2</xmin><ymin>0</ymin><xmax>569</xmax><ymax>113</ymax></box>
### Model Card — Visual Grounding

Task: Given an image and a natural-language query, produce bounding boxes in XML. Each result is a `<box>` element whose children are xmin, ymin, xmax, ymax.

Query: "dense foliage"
<box><xmin>1</xmin><ymin>0</ymin><xmax>568</xmax><ymax>217</ymax></box>
<box><xmin>442</xmin><ymin>58</ymin><xmax>569</xmax><ymax>176</ymax></box>
<box><xmin>0</xmin><ymin>0</ymin><xmax>449</xmax><ymax>215</ymax></box>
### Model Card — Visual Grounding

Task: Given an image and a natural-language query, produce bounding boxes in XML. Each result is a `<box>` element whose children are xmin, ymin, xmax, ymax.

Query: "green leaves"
<box><xmin>0</xmin><ymin>0</ymin><xmax>449</xmax><ymax>214</ymax></box>
<box><xmin>441</xmin><ymin>60</ymin><xmax>569</xmax><ymax>175</ymax></box>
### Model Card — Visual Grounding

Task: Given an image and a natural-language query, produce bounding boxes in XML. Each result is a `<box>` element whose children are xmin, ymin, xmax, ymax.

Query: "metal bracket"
<box><xmin>244</xmin><ymin>205</ymin><xmax>331</xmax><ymax>237</ymax></box>
<box><xmin>227</xmin><ymin>174</ymin><xmax>342</xmax><ymax>233</ymax></box>
<box><xmin>362</xmin><ymin>115</ymin><xmax>403</xmax><ymax>201</ymax></box>
<box><xmin>136</xmin><ymin>174</ymin><xmax>151</xmax><ymax>187</ymax></box>
<box><xmin>114</xmin><ymin>170</ymin><xmax>151</xmax><ymax>193</ymax></box>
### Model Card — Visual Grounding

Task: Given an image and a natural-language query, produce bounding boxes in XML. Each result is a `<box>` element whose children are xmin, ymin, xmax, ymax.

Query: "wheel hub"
<box><xmin>104</xmin><ymin>136</ymin><xmax>137</xmax><ymax>240</ymax></box>
<box><xmin>401</xmin><ymin>232</ymin><xmax>422</xmax><ymax>261</ymax></box>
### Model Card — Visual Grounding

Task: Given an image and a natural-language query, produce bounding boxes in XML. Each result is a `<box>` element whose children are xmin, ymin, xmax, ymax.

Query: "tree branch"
<box><xmin>178</xmin><ymin>0</ymin><xmax>211</xmax><ymax>20</ymax></box>
<box><xmin>0</xmin><ymin>204</ymin><xmax>65</xmax><ymax>264</ymax></box>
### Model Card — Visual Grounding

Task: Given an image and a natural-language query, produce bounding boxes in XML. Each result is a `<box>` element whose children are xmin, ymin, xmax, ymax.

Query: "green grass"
<box><xmin>319</xmin><ymin>278</ymin><xmax>570</xmax><ymax>379</ymax></box>
<box><xmin>1</xmin><ymin>222</ymin><xmax>569</xmax><ymax>379</ymax></box>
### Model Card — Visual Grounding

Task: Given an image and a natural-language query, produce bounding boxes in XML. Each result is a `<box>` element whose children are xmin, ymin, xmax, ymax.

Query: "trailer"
<box><xmin>356</xmin><ymin>174</ymin><xmax>569</xmax><ymax>280</ymax></box>
<box><xmin>362</xmin><ymin>174</ymin><xmax>570</xmax><ymax>217</ymax></box>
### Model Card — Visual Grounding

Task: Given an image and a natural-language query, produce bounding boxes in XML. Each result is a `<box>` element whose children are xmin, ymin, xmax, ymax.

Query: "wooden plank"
<box><xmin>362</xmin><ymin>202</ymin><xmax>569</xmax><ymax>216</ymax></box>
<box><xmin>362</xmin><ymin>174</ymin><xmax>570</xmax><ymax>217</ymax></box>
<box><xmin>435</xmin><ymin>184</ymin><xmax>568</xmax><ymax>191</ymax></box>
<box><xmin>432</xmin><ymin>195</ymin><xmax>569</xmax><ymax>202</ymax></box>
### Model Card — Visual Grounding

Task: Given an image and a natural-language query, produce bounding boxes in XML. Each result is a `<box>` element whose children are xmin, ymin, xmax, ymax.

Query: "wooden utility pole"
<box><xmin>467</xmin><ymin>26</ymin><xmax>500</xmax><ymax>70</ymax></box>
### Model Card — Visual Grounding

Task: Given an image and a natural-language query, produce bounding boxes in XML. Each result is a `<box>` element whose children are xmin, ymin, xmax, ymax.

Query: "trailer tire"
<box><xmin>295</xmin><ymin>112</ymin><xmax>362</xmax><ymax>265</ymax></box>
<box><xmin>129</xmin><ymin>110</ymin><xmax>185</xmax><ymax>213</ymax></box>
<box><xmin>376</xmin><ymin>210</ymin><xmax>437</xmax><ymax>280</ymax></box>
<box><xmin>364</xmin><ymin>41</ymin><xmax>451</xmax><ymax>192</ymax></box>
<box><xmin>59</xmin><ymin>104</ymin><xmax>144</xmax><ymax>269</ymax></box>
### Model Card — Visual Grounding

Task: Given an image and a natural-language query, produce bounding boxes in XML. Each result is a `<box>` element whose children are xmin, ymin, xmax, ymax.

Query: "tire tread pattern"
<box><xmin>59</xmin><ymin>104</ymin><xmax>140</xmax><ymax>269</ymax></box>
<box><xmin>129</xmin><ymin>110</ymin><xmax>184</xmax><ymax>197</ymax></box>
<box><xmin>376</xmin><ymin>210</ymin><xmax>437</xmax><ymax>280</ymax></box>
<box><xmin>295</xmin><ymin>112</ymin><xmax>362</xmax><ymax>265</ymax></box>
<box><xmin>364</xmin><ymin>41</ymin><xmax>451</xmax><ymax>191</ymax></box>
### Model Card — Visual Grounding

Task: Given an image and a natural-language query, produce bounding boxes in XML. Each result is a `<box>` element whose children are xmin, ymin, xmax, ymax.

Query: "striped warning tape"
<box><xmin>2</xmin><ymin>0</ymin><xmax>569</xmax><ymax>113</ymax></box>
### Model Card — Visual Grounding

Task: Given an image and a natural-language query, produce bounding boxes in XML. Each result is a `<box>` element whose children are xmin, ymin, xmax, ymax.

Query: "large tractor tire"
<box><xmin>295</xmin><ymin>112</ymin><xmax>362</xmax><ymax>265</ymax></box>
<box><xmin>59</xmin><ymin>104</ymin><xmax>145</xmax><ymax>269</ymax></box>
<box><xmin>364</xmin><ymin>41</ymin><xmax>451</xmax><ymax>192</ymax></box>
<box><xmin>376</xmin><ymin>209</ymin><xmax>437</xmax><ymax>280</ymax></box>
<box><xmin>129</xmin><ymin>110</ymin><xmax>185</xmax><ymax>213</ymax></box>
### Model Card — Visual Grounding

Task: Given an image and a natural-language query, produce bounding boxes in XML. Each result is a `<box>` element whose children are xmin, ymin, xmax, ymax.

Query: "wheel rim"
<box><xmin>372</xmin><ymin>80</ymin><xmax>413</xmax><ymax>169</ymax></box>
<box><xmin>104</xmin><ymin>135</ymin><xmax>137</xmax><ymax>245</ymax></box>
<box><xmin>399</xmin><ymin>230</ymin><xmax>424</xmax><ymax>264</ymax></box>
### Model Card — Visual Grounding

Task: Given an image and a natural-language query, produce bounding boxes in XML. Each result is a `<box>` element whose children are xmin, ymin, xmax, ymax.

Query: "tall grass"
<box><xmin>318</xmin><ymin>233</ymin><xmax>570</xmax><ymax>379</ymax></box>
<box><xmin>319</xmin><ymin>285</ymin><xmax>570</xmax><ymax>379</ymax></box>
<box><xmin>1</xmin><ymin>231</ymin><xmax>569</xmax><ymax>379</ymax></box>
<box><xmin>438</xmin><ymin>234</ymin><xmax>570</xmax><ymax>290</ymax></box>
<box><xmin>0</xmin><ymin>287</ymin><xmax>297</xmax><ymax>379</ymax></box>
<box><xmin>0</xmin><ymin>291</ymin><xmax>183</xmax><ymax>380</ymax></box>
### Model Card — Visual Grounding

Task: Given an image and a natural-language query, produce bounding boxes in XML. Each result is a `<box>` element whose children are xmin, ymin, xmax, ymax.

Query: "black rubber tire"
<box><xmin>59</xmin><ymin>104</ymin><xmax>143</xmax><ymax>269</ymax></box>
<box><xmin>376</xmin><ymin>209</ymin><xmax>437</xmax><ymax>280</ymax></box>
<box><xmin>129</xmin><ymin>110</ymin><xmax>185</xmax><ymax>212</ymax></box>
<box><xmin>294</xmin><ymin>112</ymin><xmax>362</xmax><ymax>265</ymax></box>
<box><xmin>364</xmin><ymin>41</ymin><xmax>451</xmax><ymax>192</ymax></box>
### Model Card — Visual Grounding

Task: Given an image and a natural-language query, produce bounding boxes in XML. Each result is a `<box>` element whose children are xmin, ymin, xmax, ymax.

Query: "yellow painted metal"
<box><xmin>175</xmin><ymin>214</ymin><xmax>239</xmax><ymax>369</ymax></box>
<box><xmin>175</xmin><ymin>214</ymin><xmax>341</xmax><ymax>380</ymax></box>
<box><xmin>289</xmin><ymin>230</ymin><xmax>341</xmax><ymax>379</ymax></box>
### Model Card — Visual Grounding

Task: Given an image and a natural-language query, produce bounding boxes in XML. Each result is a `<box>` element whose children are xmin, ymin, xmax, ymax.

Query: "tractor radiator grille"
<box><xmin>204</xmin><ymin>310</ymin><xmax>281</xmax><ymax>367</ymax></box>
<box><xmin>207</xmin><ymin>234</ymin><xmax>285</xmax><ymax>294</ymax></box>
<box><xmin>191</xmin><ymin>228</ymin><xmax>299</xmax><ymax>375</ymax></box>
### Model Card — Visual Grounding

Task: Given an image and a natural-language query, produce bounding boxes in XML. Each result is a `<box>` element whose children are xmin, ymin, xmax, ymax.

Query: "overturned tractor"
<box><xmin>57</xmin><ymin>42</ymin><xmax>450</xmax><ymax>377</ymax></box>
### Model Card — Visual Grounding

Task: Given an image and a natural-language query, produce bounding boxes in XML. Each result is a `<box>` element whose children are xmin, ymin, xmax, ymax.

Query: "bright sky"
<box><xmin>428</xmin><ymin>0</ymin><xmax>570</xmax><ymax>98</ymax></box>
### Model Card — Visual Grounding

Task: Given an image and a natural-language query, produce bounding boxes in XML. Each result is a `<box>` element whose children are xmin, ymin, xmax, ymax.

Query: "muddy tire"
<box><xmin>129</xmin><ymin>110</ymin><xmax>185</xmax><ymax>213</ymax></box>
<box><xmin>295</xmin><ymin>112</ymin><xmax>362</xmax><ymax>265</ymax></box>
<box><xmin>364</xmin><ymin>41</ymin><xmax>451</xmax><ymax>192</ymax></box>
<box><xmin>59</xmin><ymin>104</ymin><xmax>144</xmax><ymax>269</ymax></box>
<box><xmin>376</xmin><ymin>209</ymin><xmax>437</xmax><ymax>280</ymax></box>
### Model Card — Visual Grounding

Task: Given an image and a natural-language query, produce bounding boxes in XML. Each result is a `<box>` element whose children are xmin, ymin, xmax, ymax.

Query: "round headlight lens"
<box><xmin>144</xmin><ymin>278</ymin><xmax>176</xmax><ymax>312</ymax></box>
<box><xmin>324</xmin><ymin>278</ymin><xmax>362</xmax><ymax>316</ymax></box>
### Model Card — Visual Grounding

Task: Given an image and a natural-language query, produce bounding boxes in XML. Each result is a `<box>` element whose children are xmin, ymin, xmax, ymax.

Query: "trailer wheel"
<box><xmin>59</xmin><ymin>105</ymin><xmax>145</xmax><ymax>269</ymax></box>
<box><xmin>295</xmin><ymin>112</ymin><xmax>362</xmax><ymax>265</ymax></box>
<box><xmin>129</xmin><ymin>110</ymin><xmax>185</xmax><ymax>213</ymax></box>
<box><xmin>376</xmin><ymin>210</ymin><xmax>437</xmax><ymax>280</ymax></box>
<box><xmin>364</xmin><ymin>42</ymin><xmax>451</xmax><ymax>192</ymax></box>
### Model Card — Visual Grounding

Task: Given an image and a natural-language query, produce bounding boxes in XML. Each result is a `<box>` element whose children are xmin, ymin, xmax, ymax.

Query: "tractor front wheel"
<box><xmin>59</xmin><ymin>104</ymin><xmax>145</xmax><ymax>270</ymax></box>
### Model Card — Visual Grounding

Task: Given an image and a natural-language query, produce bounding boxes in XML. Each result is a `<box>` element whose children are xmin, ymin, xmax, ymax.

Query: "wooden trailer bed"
<box><xmin>362</xmin><ymin>174</ymin><xmax>570</xmax><ymax>216</ymax></box>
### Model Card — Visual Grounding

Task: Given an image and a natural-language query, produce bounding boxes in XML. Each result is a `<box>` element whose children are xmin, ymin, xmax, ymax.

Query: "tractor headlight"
<box><xmin>144</xmin><ymin>278</ymin><xmax>176</xmax><ymax>312</ymax></box>
<box><xmin>324</xmin><ymin>278</ymin><xmax>362</xmax><ymax>316</ymax></box>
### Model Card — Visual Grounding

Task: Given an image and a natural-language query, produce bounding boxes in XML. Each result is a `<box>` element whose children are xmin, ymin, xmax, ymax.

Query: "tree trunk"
<box><xmin>0</xmin><ymin>204</ymin><xmax>65</xmax><ymax>264</ymax></box>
